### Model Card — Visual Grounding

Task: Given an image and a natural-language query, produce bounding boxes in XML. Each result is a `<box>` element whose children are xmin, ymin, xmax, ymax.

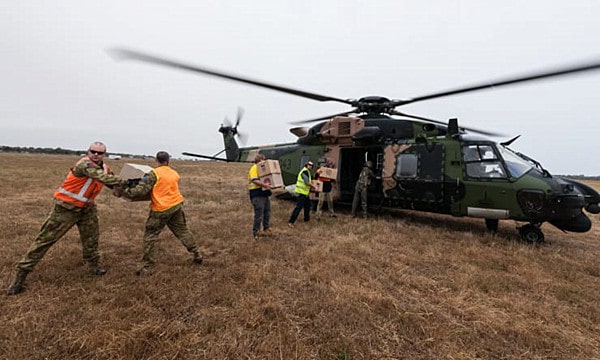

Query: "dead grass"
<box><xmin>1</xmin><ymin>153</ymin><xmax>599</xmax><ymax>359</ymax></box>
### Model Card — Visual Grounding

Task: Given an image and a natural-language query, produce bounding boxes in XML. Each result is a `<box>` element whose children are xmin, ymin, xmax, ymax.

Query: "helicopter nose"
<box><xmin>550</xmin><ymin>212</ymin><xmax>592</xmax><ymax>233</ymax></box>
<box><xmin>586</xmin><ymin>203</ymin><xmax>600</xmax><ymax>214</ymax></box>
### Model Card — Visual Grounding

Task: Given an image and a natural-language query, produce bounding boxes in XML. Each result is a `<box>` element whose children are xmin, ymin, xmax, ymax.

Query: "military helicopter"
<box><xmin>109</xmin><ymin>48</ymin><xmax>600</xmax><ymax>242</ymax></box>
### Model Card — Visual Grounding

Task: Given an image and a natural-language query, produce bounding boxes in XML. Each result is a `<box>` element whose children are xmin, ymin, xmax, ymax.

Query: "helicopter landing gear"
<box><xmin>518</xmin><ymin>224</ymin><xmax>545</xmax><ymax>243</ymax></box>
<box><xmin>485</xmin><ymin>219</ymin><xmax>499</xmax><ymax>232</ymax></box>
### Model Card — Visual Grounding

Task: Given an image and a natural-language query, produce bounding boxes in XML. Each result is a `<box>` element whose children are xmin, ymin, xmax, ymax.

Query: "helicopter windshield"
<box><xmin>496</xmin><ymin>146</ymin><xmax>534</xmax><ymax>178</ymax></box>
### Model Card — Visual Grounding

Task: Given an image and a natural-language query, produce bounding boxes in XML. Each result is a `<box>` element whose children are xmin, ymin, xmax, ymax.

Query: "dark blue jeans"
<box><xmin>288</xmin><ymin>194</ymin><xmax>311</xmax><ymax>224</ymax></box>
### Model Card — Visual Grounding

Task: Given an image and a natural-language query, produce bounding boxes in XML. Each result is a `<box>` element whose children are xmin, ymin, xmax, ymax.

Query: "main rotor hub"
<box><xmin>355</xmin><ymin>96</ymin><xmax>394</xmax><ymax>115</ymax></box>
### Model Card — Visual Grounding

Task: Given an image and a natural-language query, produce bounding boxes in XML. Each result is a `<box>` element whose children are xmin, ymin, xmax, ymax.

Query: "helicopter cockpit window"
<box><xmin>463</xmin><ymin>145</ymin><xmax>506</xmax><ymax>179</ymax></box>
<box><xmin>395</xmin><ymin>153</ymin><xmax>418</xmax><ymax>178</ymax></box>
<box><xmin>496</xmin><ymin>146</ymin><xmax>534</xmax><ymax>179</ymax></box>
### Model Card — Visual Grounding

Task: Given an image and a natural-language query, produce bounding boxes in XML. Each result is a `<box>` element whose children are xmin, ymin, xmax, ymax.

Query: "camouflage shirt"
<box><xmin>356</xmin><ymin>166</ymin><xmax>376</xmax><ymax>190</ymax></box>
<box><xmin>72</xmin><ymin>158</ymin><xmax>124</xmax><ymax>187</ymax></box>
<box><xmin>123</xmin><ymin>170</ymin><xmax>156</xmax><ymax>199</ymax></box>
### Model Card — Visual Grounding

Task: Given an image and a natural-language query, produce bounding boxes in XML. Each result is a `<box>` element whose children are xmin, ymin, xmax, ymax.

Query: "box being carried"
<box><xmin>317</xmin><ymin>167</ymin><xmax>337</xmax><ymax>180</ymax></box>
<box><xmin>120</xmin><ymin>163</ymin><xmax>153</xmax><ymax>180</ymax></box>
<box><xmin>257</xmin><ymin>160</ymin><xmax>281</xmax><ymax>177</ymax></box>
<box><xmin>119</xmin><ymin>163</ymin><xmax>153</xmax><ymax>201</ymax></box>
<box><xmin>311</xmin><ymin>180</ymin><xmax>324</xmax><ymax>193</ymax></box>
<box><xmin>261</xmin><ymin>173</ymin><xmax>284</xmax><ymax>189</ymax></box>
<box><xmin>308</xmin><ymin>180</ymin><xmax>324</xmax><ymax>200</ymax></box>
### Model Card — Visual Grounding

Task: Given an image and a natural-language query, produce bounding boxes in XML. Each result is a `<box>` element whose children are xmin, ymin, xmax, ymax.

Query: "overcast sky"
<box><xmin>1</xmin><ymin>1</ymin><xmax>599</xmax><ymax>174</ymax></box>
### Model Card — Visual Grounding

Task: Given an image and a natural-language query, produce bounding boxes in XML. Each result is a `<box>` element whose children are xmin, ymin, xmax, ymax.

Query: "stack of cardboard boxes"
<box><xmin>257</xmin><ymin>160</ymin><xmax>284</xmax><ymax>189</ymax></box>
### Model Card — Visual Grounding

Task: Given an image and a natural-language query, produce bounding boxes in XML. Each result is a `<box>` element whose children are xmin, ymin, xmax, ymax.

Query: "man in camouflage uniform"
<box><xmin>6</xmin><ymin>141</ymin><xmax>126</xmax><ymax>296</ymax></box>
<box><xmin>119</xmin><ymin>151</ymin><xmax>202</xmax><ymax>275</ymax></box>
<box><xmin>351</xmin><ymin>160</ymin><xmax>378</xmax><ymax>219</ymax></box>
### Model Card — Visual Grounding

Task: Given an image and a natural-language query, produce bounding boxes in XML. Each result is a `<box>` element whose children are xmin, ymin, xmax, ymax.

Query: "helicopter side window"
<box><xmin>395</xmin><ymin>153</ymin><xmax>418</xmax><ymax>178</ymax></box>
<box><xmin>463</xmin><ymin>145</ymin><xmax>506</xmax><ymax>179</ymax></box>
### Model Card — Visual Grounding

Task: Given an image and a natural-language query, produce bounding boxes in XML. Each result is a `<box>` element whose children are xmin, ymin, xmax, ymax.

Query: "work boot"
<box><xmin>89</xmin><ymin>263</ymin><xmax>108</xmax><ymax>276</ymax></box>
<box><xmin>193</xmin><ymin>251</ymin><xmax>203</xmax><ymax>265</ymax></box>
<box><xmin>262</xmin><ymin>228</ymin><xmax>273</xmax><ymax>237</ymax></box>
<box><xmin>6</xmin><ymin>269</ymin><xmax>29</xmax><ymax>296</ymax></box>
<box><xmin>135</xmin><ymin>266</ymin><xmax>154</xmax><ymax>276</ymax></box>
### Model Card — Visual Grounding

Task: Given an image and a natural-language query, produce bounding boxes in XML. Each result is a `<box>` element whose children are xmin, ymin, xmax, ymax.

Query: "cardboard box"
<box><xmin>317</xmin><ymin>167</ymin><xmax>337</xmax><ymax>180</ymax></box>
<box><xmin>119</xmin><ymin>163</ymin><xmax>153</xmax><ymax>201</ymax></box>
<box><xmin>312</xmin><ymin>180</ymin><xmax>323</xmax><ymax>193</ymax></box>
<box><xmin>257</xmin><ymin>160</ymin><xmax>281</xmax><ymax>177</ymax></box>
<box><xmin>260</xmin><ymin>173</ymin><xmax>284</xmax><ymax>189</ymax></box>
<box><xmin>120</xmin><ymin>163</ymin><xmax>153</xmax><ymax>180</ymax></box>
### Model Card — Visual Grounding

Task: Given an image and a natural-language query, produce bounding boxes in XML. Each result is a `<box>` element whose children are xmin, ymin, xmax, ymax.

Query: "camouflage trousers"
<box><xmin>141</xmin><ymin>204</ymin><xmax>197</xmax><ymax>268</ymax></box>
<box><xmin>351</xmin><ymin>185</ymin><xmax>368</xmax><ymax>217</ymax></box>
<box><xmin>17</xmin><ymin>203</ymin><xmax>101</xmax><ymax>272</ymax></box>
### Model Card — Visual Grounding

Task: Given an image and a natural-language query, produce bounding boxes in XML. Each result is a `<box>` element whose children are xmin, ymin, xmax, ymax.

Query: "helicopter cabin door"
<box><xmin>382</xmin><ymin>143</ymin><xmax>446</xmax><ymax>213</ymax></box>
<box><xmin>458</xmin><ymin>144</ymin><xmax>516</xmax><ymax>220</ymax></box>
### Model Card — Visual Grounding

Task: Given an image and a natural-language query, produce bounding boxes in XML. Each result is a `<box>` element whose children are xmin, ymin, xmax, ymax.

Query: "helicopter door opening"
<box><xmin>338</xmin><ymin>147</ymin><xmax>383</xmax><ymax>203</ymax></box>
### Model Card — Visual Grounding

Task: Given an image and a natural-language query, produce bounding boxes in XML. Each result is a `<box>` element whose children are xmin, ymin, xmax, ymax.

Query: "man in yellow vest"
<box><xmin>120</xmin><ymin>151</ymin><xmax>202</xmax><ymax>275</ymax></box>
<box><xmin>6</xmin><ymin>141</ymin><xmax>126</xmax><ymax>295</ymax></box>
<box><xmin>248</xmin><ymin>154</ymin><xmax>272</xmax><ymax>240</ymax></box>
<box><xmin>288</xmin><ymin>161</ymin><xmax>318</xmax><ymax>227</ymax></box>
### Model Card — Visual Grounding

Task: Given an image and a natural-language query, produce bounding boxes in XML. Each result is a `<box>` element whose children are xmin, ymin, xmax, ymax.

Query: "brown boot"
<box><xmin>135</xmin><ymin>266</ymin><xmax>154</xmax><ymax>276</ymax></box>
<box><xmin>7</xmin><ymin>269</ymin><xmax>29</xmax><ymax>296</ymax></box>
<box><xmin>89</xmin><ymin>263</ymin><xmax>108</xmax><ymax>276</ymax></box>
<box><xmin>193</xmin><ymin>251</ymin><xmax>203</xmax><ymax>265</ymax></box>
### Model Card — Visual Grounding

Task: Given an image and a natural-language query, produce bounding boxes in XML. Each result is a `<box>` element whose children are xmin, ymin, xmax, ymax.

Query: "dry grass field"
<box><xmin>1</xmin><ymin>153</ymin><xmax>599</xmax><ymax>359</ymax></box>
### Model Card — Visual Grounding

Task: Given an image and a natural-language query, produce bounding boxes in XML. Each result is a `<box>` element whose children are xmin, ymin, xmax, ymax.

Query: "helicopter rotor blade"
<box><xmin>391</xmin><ymin>111</ymin><xmax>503</xmax><ymax>136</ymax></box>
<box><xmin>108</xmin><ymin>48</ymin><xmax>352</xmax><ymax>105</ymax></box>
<box><xmin>182</xmin><ymin>152</ymin><xmax>230</xmax><ymax>162</ymax></box>
<box><xmin>237</xmin><ymin>131</ymin><xmax>248</xmax><ymax>145</ymax></box>
<box><xmin>212</xmin><ymin>149</ymin><xmax>226</xmax><ymax>157</ymax></box>
<box><xmin>236</xmin><ymin>106</ymin><xmax>244</xmax><ymax>127</ymax></box>
<box><xmin>289</xmin><ymin>110</ymin><xmax>359</xmax><ymax>125</ymax></box>
<box><xmin>393</xmin><ymin>58</ymin><xmax>600</xmax><ymax>106</ymax></box>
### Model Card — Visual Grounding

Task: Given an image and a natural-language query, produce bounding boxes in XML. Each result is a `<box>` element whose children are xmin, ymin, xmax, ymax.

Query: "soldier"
<box><xmin>119</xmin><ymin>151</ymin><xmax>202</xmax><ymax>275</ymax></box>
<box><xmin>248</xmin><ymin>154</ymin><xmax>272</xmax><ymax>240</ymax></box>
<box><xmin>6</xmin><ymin>141</ymin><xmax>126</xmax><ymax>295</ymax></box>
<box><xmin>351</xmin><ymin>160</ymin><xmax>378</xmax><ymax>219</ymax></box>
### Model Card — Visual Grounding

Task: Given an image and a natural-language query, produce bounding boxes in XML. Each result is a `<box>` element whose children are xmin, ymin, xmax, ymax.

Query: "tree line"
<box><xmin>0</xmin><ymin>145</ymin><xmax>147</xmax><ymax>159</ymax></box>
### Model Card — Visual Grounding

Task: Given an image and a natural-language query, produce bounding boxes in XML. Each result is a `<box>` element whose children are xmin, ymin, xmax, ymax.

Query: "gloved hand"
<box><xmin>112</xmin><ymin>185</ymin><xmax>123</xmax><ymax>198</ymax></box>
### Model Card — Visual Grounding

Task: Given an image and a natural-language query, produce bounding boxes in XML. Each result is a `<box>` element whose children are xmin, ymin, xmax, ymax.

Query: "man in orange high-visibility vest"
<box><xmin>7</xmin><ymin>141</ymin><xmax>126</xmax><ymax>296</ymax></box>
<box><xmin>120</xmin><ymin>151</ymin><xmax>202</xmax><ymax>276</ymax></box>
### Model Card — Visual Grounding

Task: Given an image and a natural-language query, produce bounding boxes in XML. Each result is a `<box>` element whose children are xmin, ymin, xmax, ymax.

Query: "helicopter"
<box><xmin>109</xmin><ymin>48</ymin><xmax>600</xmax><ymax>242</ymax></box>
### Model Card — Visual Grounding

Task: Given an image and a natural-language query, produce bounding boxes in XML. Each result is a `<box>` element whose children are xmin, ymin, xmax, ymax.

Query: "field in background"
<box><xmin>1</xmin><ymin>153</ymin><xmax>599</xmax><ymax>359</ymax></box>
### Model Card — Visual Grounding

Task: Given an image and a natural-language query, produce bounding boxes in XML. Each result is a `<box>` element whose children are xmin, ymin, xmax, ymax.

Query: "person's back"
<box><xmin>150</xmin><ymin>165</ymin><xmax>183</xmax><ymax>211</ymax></box>
<box><xmin>357</xmin><ymin>161</ymin><xmax>374</xmax><ymax>189</ymax></box>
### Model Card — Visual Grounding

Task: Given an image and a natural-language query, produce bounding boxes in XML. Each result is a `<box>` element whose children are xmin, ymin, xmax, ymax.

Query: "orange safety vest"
<box><xmin>54</xmin><ymin>157</ymin><xmax>109</xmax><ymax>208</ymax></box>
<box><xmin>316</xmin><ymin>168</ymin><xmax>332</xmax><ymax>182</ymax></box>
<box><xmin>150</xmin><ymin>166</ymin><xmax>184</xmax><ymax>211</ymax></box>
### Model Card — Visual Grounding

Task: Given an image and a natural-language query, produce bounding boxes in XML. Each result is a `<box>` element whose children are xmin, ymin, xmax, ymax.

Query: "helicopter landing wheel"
<box><xmin>485</xmin><ymin>218</ymin><xmax>499</xmax><ymax>232</ymax></box>
<box><xmin>518</xmin><ymin>224</ymin><xmax>545</xmax><ymax>243</ymax></box>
